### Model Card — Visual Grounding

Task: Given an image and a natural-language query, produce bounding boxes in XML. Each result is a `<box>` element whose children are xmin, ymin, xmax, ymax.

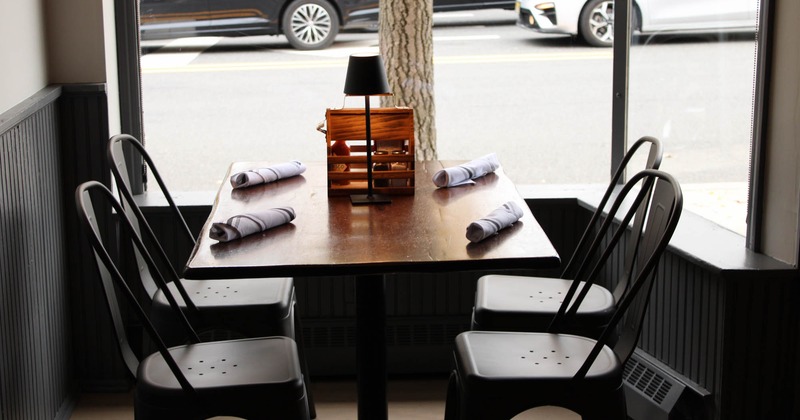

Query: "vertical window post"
<box><xmin>610</xmin><ymin>0</ymin><xmax>632</xmax><ymax>183</ymax></box>
<box><xmin>114</xmin><ymin>0</ymin><xmax>145</xmax><ymax>194</ymax></box>
<box><xmin>747</xmin><ymin>0</ymin><xmax>774</xmax><ymax>250</ymax></box>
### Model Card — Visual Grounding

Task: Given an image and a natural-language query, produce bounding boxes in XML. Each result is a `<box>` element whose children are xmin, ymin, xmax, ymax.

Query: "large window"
<box><xmin>626</xmin><ymin>1</ymin><xmax>759</xmax><ymax>235</ymax></box>
<box><xmin>135</xmin><ymin>1</ymin><xmax>759</xmax><ymax>235</ymax></box>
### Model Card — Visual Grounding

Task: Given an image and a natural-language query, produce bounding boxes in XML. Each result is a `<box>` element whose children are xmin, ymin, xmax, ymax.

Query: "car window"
<box><xmin>641</xmin><ymin>0</ymin><xmax>755</xmax><ymax>29</ymax></box>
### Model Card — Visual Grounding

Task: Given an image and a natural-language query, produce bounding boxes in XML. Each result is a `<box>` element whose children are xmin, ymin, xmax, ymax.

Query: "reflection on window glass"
<box><xmin>627</xmin><ymin>0</ymin><xmax>759</xmax><ymax>235</ymax></box>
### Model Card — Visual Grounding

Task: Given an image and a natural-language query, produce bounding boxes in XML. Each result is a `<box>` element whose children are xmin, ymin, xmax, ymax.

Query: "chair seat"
<box><xmin>152</xmin><ymin>277</ymin><xmax>295</xmax><ymax>341</ymax></box>
<box><xmin>456</xmin><ymin>331</ymin><xmax>621</xmax><ymax>383</ymax></box>
<box><xmin>137</xmin><ymin>336</ymin><xmax>308</xmax><ymax>418</ymax></box>
<box><xmin>472</xmin><ymin>275</ymin><xmax>615</xmax><ymax>334</ymax></box>
<box><xmin>452</xmin><ymin>331</ymin><xmax>624</xmax><ymax>419</ymax></box>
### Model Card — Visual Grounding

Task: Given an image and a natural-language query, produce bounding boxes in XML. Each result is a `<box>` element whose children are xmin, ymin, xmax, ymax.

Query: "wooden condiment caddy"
<box><xmin>325</xmin><ymin>107</ymin><xmax>415</xmax><ymax>196</ymax></box>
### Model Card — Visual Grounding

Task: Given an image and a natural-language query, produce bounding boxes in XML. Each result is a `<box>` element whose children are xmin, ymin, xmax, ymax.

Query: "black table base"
<box><xmin>356</xmin><ymin>275</ymin><xmax>387</xmax><ymax>420</ymax></box>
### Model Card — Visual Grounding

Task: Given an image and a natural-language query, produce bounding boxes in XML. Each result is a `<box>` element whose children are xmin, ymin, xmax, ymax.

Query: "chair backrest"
<box><xmin>560</xmin><ymin>136</ymin><xmax>663</xmax><ymax>302</ymax></box>
<box><xmin>107</xmin><ymin>134</ymin><xmax>198</xmax><ymax>313</ymax></box>
<box><xmin>545</xmin><ymin>170</ymin><xmax>681</xmax><ymax>379</ymax></box>
<box><xmin>75</xmin><ymin>180</ymin><xmax>200</xmax><ymax>393</ymax></box>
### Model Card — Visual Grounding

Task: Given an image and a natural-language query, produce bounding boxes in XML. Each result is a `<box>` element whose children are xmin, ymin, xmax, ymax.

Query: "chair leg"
<box><xmin>294</xmin><ymin>307</ymin><xmax>317</xmax><ymax>419</ymax></box>
<box><xmin>444</xmin><ymin>370</ymin><xmax>460</xmax><ymax>420</ymax></box>
<box><xmin>446</xmin><ymin>368</ymin><xmax>508</xmax><ymax>420</ymax></box>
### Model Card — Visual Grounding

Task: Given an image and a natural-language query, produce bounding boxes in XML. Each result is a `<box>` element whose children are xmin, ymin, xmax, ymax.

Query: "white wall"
<box><xmin>0</xmin><ymin>1</ymin><xmax>49</xmax><ymax>114</ymax></box>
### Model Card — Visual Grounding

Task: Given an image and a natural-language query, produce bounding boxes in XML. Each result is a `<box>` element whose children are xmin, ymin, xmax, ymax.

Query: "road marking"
<box><xmin>141</xmin><ymin>37</ymin><xmax>222</xmax><ymax>69</ymax></box>
<box><xmin>141</xmin><ymin>51</ymin><xmax>612</xmax><ymax>74</ymax></box>
<box><xmin>437</xmin><ymin>51</ymin><xmax>612</xmax><ymax>64</ymax></box>
<box><xmin>282</xmin><ymin>40</ymin><xmax>380</xmax><ymax>58</ymax></box>
<box><xmin>434</xmin><ymin>34</ymin><xmax>501</xmax><ymax>42</ymax></box>
<box><xmin>433</xmin><ymin>12</ymin><xmax>476</xmax><ymax>20</ymax></box>
<box><xmin>143</xmin><ymin>60</ymin><xmax>348</xmax><ymax>73</ymax></box>
<box><xmin>281</xmin><ymin>34</ymin><xmax>499</xmax><ymax>59</ymax></box>
<box><xmin>141</xmin><ymin>32</ymin><xmax>504</xmax><ymax>64</ymax></box>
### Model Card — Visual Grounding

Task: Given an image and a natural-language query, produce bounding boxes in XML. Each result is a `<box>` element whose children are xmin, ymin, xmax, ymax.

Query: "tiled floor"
<box><xmin>70</xmin><ymin>376</ymin><xmax>580</xmax><ymax>419</ymax></box>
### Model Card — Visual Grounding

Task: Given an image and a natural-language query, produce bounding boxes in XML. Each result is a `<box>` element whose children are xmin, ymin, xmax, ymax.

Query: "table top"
<box><xmin>183</xmin><ymin>161</ymin><xmax>559</xmax><ymax>279</ymax></box>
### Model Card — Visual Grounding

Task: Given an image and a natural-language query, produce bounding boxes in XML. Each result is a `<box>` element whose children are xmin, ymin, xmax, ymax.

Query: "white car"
<box><xmin>515</xmin><ymin>0</ymin><xmax>758</xmax><ymax>47</ymax></box>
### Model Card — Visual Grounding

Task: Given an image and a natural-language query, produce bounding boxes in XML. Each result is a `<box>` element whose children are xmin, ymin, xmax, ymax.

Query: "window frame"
<box><xmin>747</xmin><ymin>0</ymin><xmax>773</xmax><ymax>251</ymax></box>
<box><xmin>114</xmin><ymin>0</ymin><xmax>145</xmax><ymax>194</ymax></box>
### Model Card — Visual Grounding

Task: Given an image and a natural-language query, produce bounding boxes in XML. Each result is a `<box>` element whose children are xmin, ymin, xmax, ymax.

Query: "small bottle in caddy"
<box><xmin>330</xmin><ymin>139</ymin><xmax>351</xmax><ymax>185</ymax></box>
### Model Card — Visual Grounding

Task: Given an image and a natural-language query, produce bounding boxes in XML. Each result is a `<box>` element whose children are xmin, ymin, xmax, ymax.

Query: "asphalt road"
<box><xmin>140</xmin><ymin>8</ymin><xmax>756</xmax><ymax>214</ymax></box>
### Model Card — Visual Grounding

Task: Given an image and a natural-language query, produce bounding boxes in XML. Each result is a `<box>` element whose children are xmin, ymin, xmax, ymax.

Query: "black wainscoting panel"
<box><xmin>0</xmin><ymin>87</ymin><xmax>72</xmax><ymax>419</ymax></box>
<box><xmin>58</xmin><ymin>84</ymin><xmax>132</xmax><ymax>393</ymax></box>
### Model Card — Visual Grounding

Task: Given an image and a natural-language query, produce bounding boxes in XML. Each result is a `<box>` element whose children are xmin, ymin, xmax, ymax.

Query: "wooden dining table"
<box><xmin>184</xmin><ymin>160</ymin><xmax>560</xmax><ymax>420</ymax></box>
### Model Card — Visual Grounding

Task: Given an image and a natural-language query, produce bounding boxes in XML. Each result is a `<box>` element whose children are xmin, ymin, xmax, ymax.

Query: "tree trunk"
<box><xmin>378</xmin><ymin>0</ymin><xmax>437</xmax><ymax>160</ymax></box>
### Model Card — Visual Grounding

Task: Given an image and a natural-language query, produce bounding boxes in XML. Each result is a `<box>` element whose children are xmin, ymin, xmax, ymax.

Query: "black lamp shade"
<box><xmin>343</xmin><ymin>54</ymin><xmax>391</xmax><ymax>96</ymax></box>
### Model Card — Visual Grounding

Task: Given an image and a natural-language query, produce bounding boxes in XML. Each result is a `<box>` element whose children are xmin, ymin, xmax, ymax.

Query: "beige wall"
<box><xmin>761</xmin><ymin>0</ymin><xmax>800</xmax><ymax>265</ymax></box>
<box><xmin>0</xmin><ymin>0</ymin><xmax>119</xmax><ymax>133</ymax></box>
<box><xmin>45</xmin><ymin>0</ymin><xmax>107</xmax><ymax>83</ymax></box>
<box><xmin>0</xmin><ymin>1</ymin><xmax>49</xmax><ymax>114</ymax></box>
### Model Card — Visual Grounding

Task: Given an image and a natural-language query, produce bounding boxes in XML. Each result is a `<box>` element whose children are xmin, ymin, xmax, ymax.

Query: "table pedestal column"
<box><xmin>356</xmin><ymin>274</ymin><xmax>387</xmax><ymax>420</ymax></box>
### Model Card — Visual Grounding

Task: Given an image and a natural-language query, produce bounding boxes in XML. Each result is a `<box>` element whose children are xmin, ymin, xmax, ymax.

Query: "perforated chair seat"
<box><xmin>472</xmin><ymin>275</ymin><xmax>615</xmax><ymax>336</ymax></box>
<box><xmin>136</xmin><ymin>336</ymin><xmax>309</xmax><ymax>419</ymax></box>
<box><xmin>151</xmin><ymin>277</ymin><xmax>295</xmax><ymax>342</ymax></box>
<box><xmin>450</xmin><ymin>331</ymin><xmax>625</xmax><ymax>420</ymax></box>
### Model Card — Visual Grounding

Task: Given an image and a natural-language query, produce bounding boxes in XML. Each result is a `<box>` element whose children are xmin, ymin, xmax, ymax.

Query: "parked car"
<box><xmin>515</xmin><ymin>0</ymin><xmax>757</xmax><ymax>47</ymax></box>
<box><xmin>140</xmin><ymin>0</ymin><xmax>516</xmax><ymax>50</ymax></box>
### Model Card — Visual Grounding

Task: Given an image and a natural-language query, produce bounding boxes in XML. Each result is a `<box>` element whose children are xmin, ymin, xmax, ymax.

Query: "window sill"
<box><xmin>518</xmin><ymin>184</ymin><xmax>796</xmax><ymax>276</ymax></box>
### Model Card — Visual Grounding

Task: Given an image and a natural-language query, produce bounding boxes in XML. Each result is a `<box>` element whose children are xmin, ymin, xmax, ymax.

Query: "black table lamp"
<box><xmin>344</xmin><ymin>53</ymin><xmax>393</xmax><ymax>205</ymax></box>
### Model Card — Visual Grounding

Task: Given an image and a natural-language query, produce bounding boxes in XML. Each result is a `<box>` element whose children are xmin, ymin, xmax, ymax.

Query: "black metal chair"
<box><xmin>76</xmin><ymin>180</ymin><xmax>310</xmax><ymax>419</ymax></box>
<box><xmin>471</xmin><ymin>136</ymin><xmax>663</xmax><ymax>337</ymax></box>
<box><xmin>445</xmin><ymin>169</ymin><xmax>682</xmax><ymax>420</ymax></box>
<box><xmin>107</xmin><ymin>133</ymin><xmax>316</xmax><ymax>416</ymax></box>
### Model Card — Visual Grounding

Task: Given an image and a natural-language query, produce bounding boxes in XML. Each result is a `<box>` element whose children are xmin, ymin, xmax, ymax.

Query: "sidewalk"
<box><xmin>681</xmin><ymin>182</ymin><xmax>747</xmax><ymax>236</ymax></box>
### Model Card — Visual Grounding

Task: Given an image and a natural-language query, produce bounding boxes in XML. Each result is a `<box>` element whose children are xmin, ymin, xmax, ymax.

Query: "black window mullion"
<box><xmin>611</xmin><ymin>0</ymin><xmax>632</xmax><ymax>185</ymax></box>
<box><xmin>114</xmin><ymin>0</ymin><xmax>145</xmax><ymax>194</ymax></box>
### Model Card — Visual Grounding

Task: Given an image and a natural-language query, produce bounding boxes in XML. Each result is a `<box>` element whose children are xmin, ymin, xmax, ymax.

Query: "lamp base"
<box><xmin>350</xmin><ymin>193</ymin><xmax>392</xmax><ymax>205</ymax></box>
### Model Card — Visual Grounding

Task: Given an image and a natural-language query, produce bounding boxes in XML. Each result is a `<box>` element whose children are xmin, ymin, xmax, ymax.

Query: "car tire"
<box><xmin>578</xmin><ymin>0</ymin><xmax>614</xmax><ymax>47</ymax></box>
<box><xmin>282</xmin><ymin>0</ymin><xmax>340</xmax><ymax>50</ymax></box>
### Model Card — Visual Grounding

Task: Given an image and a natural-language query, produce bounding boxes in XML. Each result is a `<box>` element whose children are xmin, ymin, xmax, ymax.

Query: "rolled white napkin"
<box><xmin>432</xmin><ymin>153</ymin><xmax>501</xmax><ymax>187</ymax></box>
<box><xmin>210</xmin><ymin>207</ymin><xmax>295</xmax><ymax>242</ymax></box>
<box><xmin>466</xmin><ymin>201</ymin><xmax>524</xmax><ymax>243</ymax></box>
<box><xmin>230</xmin><ymin>161</ymin><xmax>307</xmax><ymax>189</ymax></box>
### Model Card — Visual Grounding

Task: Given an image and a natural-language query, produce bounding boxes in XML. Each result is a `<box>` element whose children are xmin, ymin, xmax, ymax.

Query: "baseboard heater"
<box><xmin>624</xmin><ymin>350</ymin><xmax>713</xmax><ymax>420</ymax></box>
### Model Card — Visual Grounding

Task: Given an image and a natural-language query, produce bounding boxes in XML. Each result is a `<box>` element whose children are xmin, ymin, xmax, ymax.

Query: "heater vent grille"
<box><xmin>624</xmin><ymin>357</ymin><xmax>673</xmax><ymax>405</ymax></box>
<box><xmin>622</xmin><ymin>351</ymin><xmax>711</xmax><ymax>420</ymax></box>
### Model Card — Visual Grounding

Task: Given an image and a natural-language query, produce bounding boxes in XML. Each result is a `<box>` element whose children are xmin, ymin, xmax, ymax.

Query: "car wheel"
<box><xmin>282</xmin><ymin>0</ymin><xmax>340</xmax><ymax>50</ymax></box>
<box><xmin>579</xmin><ymin>0</ymin><xmax>614</xmax><ymax>47</ymax></box>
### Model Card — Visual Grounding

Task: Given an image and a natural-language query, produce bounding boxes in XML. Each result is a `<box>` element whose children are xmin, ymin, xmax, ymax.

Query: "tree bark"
<box><xmin>378</xmin><ymin>0</ymin><xmax>437</xmax><ymax>160</ymax></box>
